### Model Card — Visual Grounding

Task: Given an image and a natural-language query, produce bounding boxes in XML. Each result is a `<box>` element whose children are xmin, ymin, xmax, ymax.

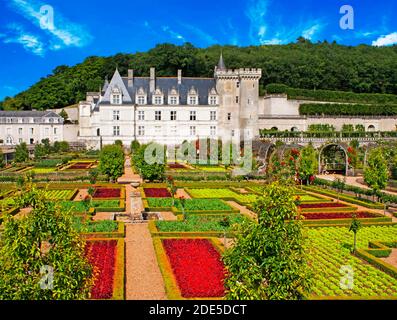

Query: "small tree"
<box><xmin>15</xmin><ymin>142</ymin><xmax>29</xmax><ymax>163</ymax></box>
<box><xmin>349</xmin><ymin>214</ymin><xmax>362</xmax><ymax>253</ymax></box>
<box><xmin>114</xmin><ymin>140</ymin><xmax>123</xmax><ymax>148</ymax></box>
<box><xmin>130</xmin><ymin>140</ymin><xmax>140</xmax><ymax>154</ymax></box>
<box><xmin>59</xmin><ymin>109</ymin><xmax>69</xmax><ymax>121</ymax></box>
<box><xmin>34</xmin><ymin>143</ymin><xmax>47</xmax><ymax>159</ymax></box>
<box><xmin>99</xmin><ymin>144</ymin><xmax>125</xmax><ymax>181</ymax></box>
<box><xmin>167</xmin><ymin>176</ymin><xmax>177</xmax><ymax>206</ymax></box>
<box><xmin>41</xmin><ymin>139</ymin><xmax>51</xmax><ymax>155</ymax></box>
<box><xmin>223</xmin><ymin>182</ymin><xmax>311</xmax><ymax>300</ymax></box>
<box><xmin>59</xmin><ymin>141</ymin><xmax>70</xmax><ymax>153</ymax></box>
<box><xmin>364</xmin><ymin>148</ymin><xmax>389</xmax><ymax>201</ymax></box>
<box><xmin>0</xmin><ymin>184</ymin><xmax>94</xmax><ymax>299</ymax></box>
<box><xmin>298</xmin><ymin>144</ymin><xmax>317</xmax><ymax>185</ymax></box>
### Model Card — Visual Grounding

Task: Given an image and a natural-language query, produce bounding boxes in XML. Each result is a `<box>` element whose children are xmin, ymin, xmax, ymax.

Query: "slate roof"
<box><xmin>99</xmin><ymin>69</ymin><xmax>217</xmax><ymax>107</ymax></box>
<box><xmin>0</xmin><ymin>111</ymin><xmax>62</xmax><ymax>118</ymax></box>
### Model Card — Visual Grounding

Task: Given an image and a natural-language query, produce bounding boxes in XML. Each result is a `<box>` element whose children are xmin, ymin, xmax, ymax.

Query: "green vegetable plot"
<box><xmin>308</xmin><ymin>226</ymin><xmax>397</xmax><ymax>298</ymax></box>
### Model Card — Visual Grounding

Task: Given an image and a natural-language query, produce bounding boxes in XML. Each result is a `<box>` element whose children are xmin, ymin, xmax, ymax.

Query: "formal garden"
<box><xmin>0</xmin><ymin>139</ymin><xmax>397</xmax><ymax>300</ymax></box>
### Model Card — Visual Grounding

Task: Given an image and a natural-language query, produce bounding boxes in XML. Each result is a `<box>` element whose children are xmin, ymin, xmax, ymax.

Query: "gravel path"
<box><xmin>125</xmin><ymin>224</ymin><xmax>167</xmax><ymax>300</ymax></box>
<box><xmin>381</xmin><ymin>249</ymin><xmax>397</xmax><ymax>268</ymax></box>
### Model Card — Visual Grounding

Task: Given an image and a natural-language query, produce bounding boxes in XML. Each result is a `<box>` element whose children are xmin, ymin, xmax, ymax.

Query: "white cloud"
<box><xmin>245</xmin><ymin>0</ymin><xmax>270</xmax><ymax>44</ymax></box>
<box><xmin>6</xmin><ymin>0</ymin><xmax>92</xmax><ymax>53</ymax></box>
<box><xmin>2</xmin><ymin>23</ymin><xmax>45</xmax><ymax>56</ymax></box>
<box><xmin>302</xmin><ymin>24</ymin><xmax>323</xmax><ymax>40</ymax></box>
<box><xmin>161</xmin><ymin>26</ymin><xmax>186</xmax><ymax>42</ymax></box>
<box><xmin>372</xmin><ymin>32</ymin><xmax>397</xmax><ymax>46</ymax></box>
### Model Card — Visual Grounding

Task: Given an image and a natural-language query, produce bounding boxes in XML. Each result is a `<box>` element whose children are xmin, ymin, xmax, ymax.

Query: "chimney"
<box><xmin>178</xmin><ymin>69</ymin><xmax>182</xmax><ymax>85</ymax></box>
<box><xmin>150</xmin><ymin>67</ymin><xmax>156</xmax><ymax>93</ymax></box>
<box><xmin>128</xmin><ymin>69</ymin><xmax>134</xmax><ymax>87</ymax></box>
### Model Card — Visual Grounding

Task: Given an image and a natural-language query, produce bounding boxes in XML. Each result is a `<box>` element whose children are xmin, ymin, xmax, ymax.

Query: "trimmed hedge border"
<box><xmin>152</xmin><ymin>236</ymin><xmax>225</xmax><ymax>300</ymax></box>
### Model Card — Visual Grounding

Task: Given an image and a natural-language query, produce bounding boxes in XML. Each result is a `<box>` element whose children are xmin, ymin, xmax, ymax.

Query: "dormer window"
<box><xmin>153</xmin><ymin>88</ymin><xmax>164</xmax><ymax>105</ymax></box>
<box><xmin>208</xmin><ymin>88</ymin><xmax>218</xmax><ymax>105</ymax></box>
<box><xmin>137</xmin><ymin>96</ymin><xmax>146</xmax><ymax>105</ymax></box>
<box><xmin>209</xmin><ymin>96</ymin><xmax>218</xmax><ymax>105</ymax></box>
<box><xmin>170</xmin><ymin>97</ymin><xmax>178</xmax><ymax>105</ymax></box>
<box><xmin>168</xmin><ymin>87</ymin><xmax>179</xmax><ymax>105</ymax></box>
<box><xmin>188</xmin><ymin>87</ymin><xmax>198</xmax><ymax>105</ymax></box>
<box><xmin>136</xmin><ymin>87</ymin><xmax>147</xmax><ymax>105</ymax></box>
<box><xmin>111</xmin><ymin>87</ymin><xmax>122</xmax><ymax>105</ymax></box>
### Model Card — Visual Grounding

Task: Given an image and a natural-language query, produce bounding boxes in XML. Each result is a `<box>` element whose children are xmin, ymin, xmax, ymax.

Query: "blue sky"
<box><xmin>0</xmin><ymin>0</ymin><xmax>397</xmax><ymax>100</ymax></box>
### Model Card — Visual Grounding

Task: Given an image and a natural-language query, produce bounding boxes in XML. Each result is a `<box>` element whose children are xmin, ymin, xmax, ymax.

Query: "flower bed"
<box><xmin>303</xmin><ymin>211</ymin><xmax>380</xmax><ymax>220</ymax></box>
<box><xmin>162</xmin><ymin>239</ymin><xmax>225</xmax><ymax>298</ymax></box>
<box><xmin>68</xmin><ymin>163</ymin><xmax>92</xmax><ymax>170</ymax></box>
<box><xmin>299</xmin><ymin>203</ymin><xmax>349</xmax><ymax>209</ymax></box>
<box><xmin>144</xmin><ymin>188</ymin><xmax>171</xmax><ymax>198</ymax></box>
<box><xmin>74</xmin><ymin>217</ymin><xmax>119</xmax><ymax>233</ymax></box>
<box><xmin>85</xmin><ymin>240</ymin><xmax>117</xmax><ymax>299</ymax></box>
<box><xmin>93</xmin><ymin>188</ymin><xmax>121</xmax><ymax>199</ymax></box>
<box><xmin>168</xmin><ymin>163</ymin><xmax>188</xmax><ymax>169</ymax></box>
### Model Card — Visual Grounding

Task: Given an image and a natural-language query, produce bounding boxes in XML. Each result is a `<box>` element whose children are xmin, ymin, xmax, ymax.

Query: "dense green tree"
<box><xmin>34</xmin><ymin>143</ymin><xmax>47</xmax><ymax>159</ymax></box>
<box><xmin>59</xmin><ymin>109</ymin><xmax>69</xmax><ymax>121</ymax></box>
<box><xmin>223</xmin><ymin>182</ymin><xmax>311</xmax><ymax>300</ymax></box>
<box><xmin>364</xmin><ymin>148</ymin><xmax>389</xmax><ymax>200</ymax></box>
<box><xmin>15</xmin><ymin>142</ymin><xmax>29</xmax><ymax>163</ymax></box>
<box><xmin>0</xmin><ymin>183</ymin><xmax>94</xmax><ymax>299</ymax></box>
<box><xmin>99</xmin><ymin>144</ymin><xmax>125</xmax><ymax>181</ymax></box>
<box><xmin>132</xmin><ymin>144</ymin><xmax>165</xmax><ymax>181</ymax></box>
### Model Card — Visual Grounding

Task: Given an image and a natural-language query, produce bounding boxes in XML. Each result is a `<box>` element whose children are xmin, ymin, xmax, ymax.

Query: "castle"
<box><xmin>78</xmin><ymin>55</ymin><xmax>262</xmax><ymax>149</ymax></box>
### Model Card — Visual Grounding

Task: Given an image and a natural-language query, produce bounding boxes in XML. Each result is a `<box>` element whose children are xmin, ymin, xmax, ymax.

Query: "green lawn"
<box><xmin>308</xmin><ymin>225</ymin><xmax>397</xmax><ymax>298</ymax></box>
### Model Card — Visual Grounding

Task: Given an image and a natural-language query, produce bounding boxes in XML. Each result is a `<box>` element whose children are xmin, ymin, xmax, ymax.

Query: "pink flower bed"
<box><xmin>162</xmin><ymin>239</ymin><xmax>225</xmax><ymax>298</ymax></box>
<box><xmin>303</xmin><ymin>211</ymin><xmax>379</xmax><ymax>220</ymax></box>
<box><xmin>68</xmin><ymin>163</ymin><xmax>92</xmax><ymax>170</ymax></box>
<box><xmin>144</xmin><ymin>188</ymin><xmax>171</xmax><ymax>198</ymax></box>
<box><xmin>168</xmin><ymin>163</ymin><xmax>187</xmax><ymax>169</ymax></box>
<box><xmin>93</xmin><ymin>188</ymin><xmax>121</xmax><ymax>199</ymax></box>
<box><xmin>85</xmin><ymin>240</ymin><xmax>117</xmax><ymax>299</ymax></box>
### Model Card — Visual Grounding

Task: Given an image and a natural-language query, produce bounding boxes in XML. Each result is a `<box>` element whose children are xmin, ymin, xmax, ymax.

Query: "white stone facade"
<box><xmin>0</xmin><ymin>111</ymin><xmax>64</xmax><ymax>146</ymax></box>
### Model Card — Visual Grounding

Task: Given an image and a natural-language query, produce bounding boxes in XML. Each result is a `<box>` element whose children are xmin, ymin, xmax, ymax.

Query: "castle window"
<box><xmin>237</xmin><ymin>82</ymin><xmax>240</xmax><ymax>88</ymax></box>
<box><xmin>153</xmin><ymin>95</ymin><xmax>163</xmax><ymax>105</ymax></box>
<box><xmin>137</xmin><ymin>96</ymin><xmax>146</xmax><ymax>105</ymax></box>
<box><xmin>138</xmin><ymin>111</ymin><xmax>145</xmax><ymax>121</ymax></box>
<box><xmin>138</xmin><ymin>126</ymin><xmax>145</xmax><ymax>136</ymax></box>
<box><xmin>169</xmin><ymin>96</ymin><xmax>179</xmax><ymax>105</ymax></box>
<box><xmin>155</xmin><ymin>111</ymin><xmax>162</xmax><ymax>121</ymax></box>
<box><xmin>210</xmin><ymin>111</ymin><xmax>217</xmax><ymax>121</ymax></box>
<box><xmin>210</xmin><ymin>126</ymin><xmax>217</xmax><ymax>136</ymax></box>
<box><xmin>113</xmin><ymin>126</ymin><xmax>120</xmax><ymax>136</ymax></box>
<box><xmin>190</xmin><ymin>126</ymin><xmax>196</xmax><ymax>136</ymax></box>
<box><xmin>113</xmin><ymin>110</ymin><xmax>120</xmax><ymax>121</ymax></box>
<box><xmin>236</xmin><ymin>96</ymin><xmax>239</xmax><ymax>103</ymax></box>
<box><xmin>18</xmin><ymin>128</ymin><xmax>23</xmax><ymax>135</ymax></box>
<box><xmin>231</xmin><ymin>130</ymin><xmax>235</xmax><ymax>137</ymax></box>
<box><xmin>209</xmin><ymin>96</ymin><xmax>218</xmax><ymax>105</ymax></box>
<box><xmin>188</xmin><ymin>96</ymin><xmax>197</xmax><ymax>105</ymax></box>
<box><xmin>227</xmin><ymin>113</ymin><xmax>231</xmax><ymax>121</ymax></box>
<box><xmin>111</xmin><ymin>94</ymin><xmax>122</xmax><ymax>105</ymax></box>
<box><xmin>190</xmin><ymin>111</ymin><xmax>197</xmax><ymax>121</ymax></box>
<box><xmin>170</xmin><ymin>111</ymin><xmax>177</xmax><ymax>121</ymax></box>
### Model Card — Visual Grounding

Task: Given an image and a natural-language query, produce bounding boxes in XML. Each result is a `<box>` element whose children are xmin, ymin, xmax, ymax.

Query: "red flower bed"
<box><xmin>168</xmin><ymin>163</ymin><xmax>187</xmax><ymax>169</ymax></box>
<box><xmin>303</xmin><ymin>211</ymin><xmax>379</xmax><ymax>220</ymax></box>
<box><xmin>162</xmin><ymin>239</ymin><xmax>225</xmax><ymax>298</ymax></box>
<box><xmin>299</xmin><ymin>202</ymin><xmax>349</xmax><ymax>209</ymax></box>
<box><xmin>69</xmin><ymin>163</ymin><xmax>92</xmax><ymax>170</ymax></box>
<box><xmin>85</xmin><ymin>240</ymin><xmax>117</xmax><ymax>299</ymax></box>
<box><xmin>144</xmin><ymin>188</ymin><xmax>171</xmax><ymax>198</ymax></box>
<box><xmin>93</xmin><ymin>188</ymin><xmax>121</xmax><ymax>198</ymax></box>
